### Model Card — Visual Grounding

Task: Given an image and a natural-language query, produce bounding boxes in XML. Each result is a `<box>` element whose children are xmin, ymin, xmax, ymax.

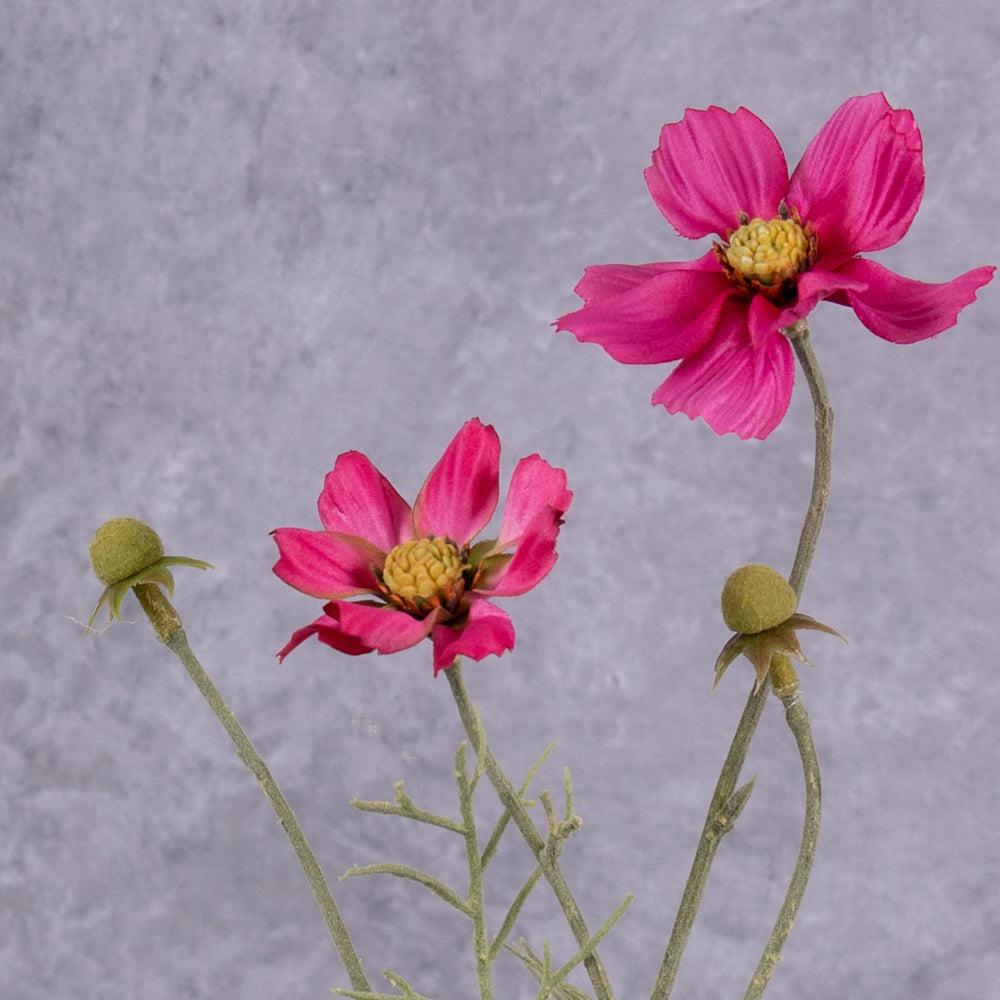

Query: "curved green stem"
<box><xmin>742</xmin><ymin>692</ymin><xmax>821</xmax><ymax>999</ymax></box>
<box><xmin>787</xmin><ymin>324</ymin><xmax>833</xmax><ymax>596</ymax></box>
<box><xmin>133</xmin><ymin>583</ymin><xmax>371</xmax><ymax>993</ymax></box>
<box><xmin>649</xmin><ymin>320</ymin><xmax>832</xmax><ymax>1000</ymax></box>
<box><xmin>445</xmin><ymin>662</ymin><xmax>616</xmax><ymax>1000</ymax></box>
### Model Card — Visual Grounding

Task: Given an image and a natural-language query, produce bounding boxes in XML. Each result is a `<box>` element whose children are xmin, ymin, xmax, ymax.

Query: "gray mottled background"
<box><xmin>2</xmin><ymin>1</ymin><xmax>998</xmax><ymax>998</ymax></box>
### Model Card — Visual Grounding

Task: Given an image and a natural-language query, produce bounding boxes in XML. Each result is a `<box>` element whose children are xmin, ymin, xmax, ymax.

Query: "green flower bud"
<box><xmin>89</xmin><ymin>517</ymin><xmax>165</xmax><ymax>586</ymax></box>
<box><xmin>86</xmin><ymin>518</ymin><xmax>212</xmax><ymax>630</ymax></box>
<box><xmin>721</xmin><ymin>563</ymin><xmax>796</xmax><ymax>635</ymax></box>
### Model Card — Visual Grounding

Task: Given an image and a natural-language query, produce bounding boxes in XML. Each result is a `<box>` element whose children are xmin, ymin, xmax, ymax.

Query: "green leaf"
<box><xmin>342</xmin><ymin>863</ymin><xmax>473</xmax><ymax>918</ymax></box>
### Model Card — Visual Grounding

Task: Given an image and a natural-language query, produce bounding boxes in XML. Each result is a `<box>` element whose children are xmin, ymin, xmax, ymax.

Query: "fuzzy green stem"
<box><xmin>648</xmin><ymin>682</ymin><xmax>769</xmax><ymax>999</ymax></box>
<box><xmin>742</xmin><ymin>692</ymin><xmax>821</xmax><ymax>1000</ymax></box>
<box><xmin>132</xmin><ymin>584</ymin><xmax>370</xmax><ymax>992</ymax></box>
<box><xmin>445</xmin><ymin>663</ymin><xmax>616</xmax><ymax>1000</ymax></box>
<box><xmin>649</xmin><ymin>321</ymin><xmax>832</xmax><ymax>1000</ymax></box>
<box><xmin>456</xmin><ymin>744</ymin><xmax>495</xmax><ymax>1000</ymax></box>
<box><xmin>787</xmin><ymin>324</ymin><xmax>833</xmax><ymax>597</ymax></box>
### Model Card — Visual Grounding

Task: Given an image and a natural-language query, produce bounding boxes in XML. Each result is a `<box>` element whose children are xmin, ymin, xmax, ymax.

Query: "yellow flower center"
<box><xmin>724</xmin><ymin>216</ymin><xmax>809</xmax><ymax>287</ymax></box>
<box><xmin>382</xmin><ymin>537</ymin><xmax>464</xmax><ymax>600</ymax></box>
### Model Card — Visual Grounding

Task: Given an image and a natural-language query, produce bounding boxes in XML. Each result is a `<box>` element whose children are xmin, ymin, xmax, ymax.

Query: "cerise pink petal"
<box><xmin>272</xmin><ymin>528</ymin><xmax>382</xmax><ymax>599</ymax></box>
<box><xmin>572</xmin><ymin>261</ymin><xmax>688</xmax><ymax>304</ymax></box>
<box><xmin>787</xmin><ymin>93</ymin><xmax>924</xmax><ymax>255</ymax></box>
<box><xmin>652</xmin><ymin>299</ymin><xmax>795</xmax><ymax>440</ymax></box>
<box><xmin>645</xmin><ymin>106</ymin><xmax>788</xmax><ymax>240</ymax></box>
<box><xmin>412</xmin><ymin>418</ymin><xmax>500</xmax><ymax>547</ymax></box>
<box><xmin>318</xmin><ymin>451</ymin><xmax>413</xmax><ymax>552</ymax></box>
<box><xmin>326</xmin><ymin>600</ymin><xmax>442</xmax><ymax>654</ymax></box>
<box><xmin>835</xmin><ymin>258</ymin><xmax>995</xmax><ymax>344</ymax></box>
<box><xmin>277</xmin><ymin>614</ymin><xmax>373</xmax><ymax>662</ymax></box>
<box><xmin>432</xmin><ymin>599</ymin><xmax>515</xmax><ymax>676</ymax></box>
<box><xmin>496</xmin><ymin>455</ymin><xmax>572</xmax><ymax>550</ymax></box>
<box><xmin>555</xmin><ymin>254</ymin><xmax>733</xmax><ymax>364</ymax></box>
<box><xmin>476</xmin><ymin>511</ymin><xmax>563</xmax><ymax>598</ymax></box>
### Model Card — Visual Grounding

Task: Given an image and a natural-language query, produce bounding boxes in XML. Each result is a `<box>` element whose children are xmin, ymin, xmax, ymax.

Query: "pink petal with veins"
<box><xmin>652</xmin><ymin>299</ymin><xmax>795</xmax><ymax>440</ymax></box>
<box><xmin>645</xmin><ymin>106</ymin><xmax>788</xmax><ymax>240</ymax></box>
<box><xmin>787</xmin><ymin>93</ymin><xmax>924</xmax><ymax>255</ymax></box>
<box><xmin>271</xmin><ymin>528</ymin><xmax>382</xmax><ymax>599</ymax></box>
<box><xmin>412</xmin><ymin>419</ymin><xmax>500</xmax><ymax>547</ymax></box>
<box><xmin>837</xmin><ymin>258</ymin><xmax>995</xmax><ymax>344</ymax></box>
<box><xmin>318</xmin><ymin>451</ymin><xmax>413</xmax><ymax>553</ymax></box>
<box><xmin>432</xmin><ymin>599</ymin><xmax>515</xmax><ymax>675</ymax></box>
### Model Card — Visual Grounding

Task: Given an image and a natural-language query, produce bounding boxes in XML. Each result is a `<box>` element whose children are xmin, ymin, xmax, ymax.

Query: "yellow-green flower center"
<box><xmin>383</xmin><ymin>537</ymin><xmax>464</xmax><ymax>600</ymax></box>
<box><xmin>724</xmin><ymin>216</ymin><xmax>809</xmax><ymax>287</ymax></box>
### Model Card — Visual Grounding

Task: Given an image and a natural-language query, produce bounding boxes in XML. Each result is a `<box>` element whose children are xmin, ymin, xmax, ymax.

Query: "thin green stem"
<box><xmin>787</xmin><ymin>325</ymin><xmax>833</xmax><ymax>597</ymax></box>
<box><xmin>649</xmin><ymin>320</ymin><xmax>833</xmax><ymax>1000</ymax></box>
<box><xmin>456</xmin><ymin>743</ymin><xmax>495</xmax><ymax>1000</ymax></box>
<box><xmin>445</xmin><ymin>663</ymin><xmax>616</xmax><ymax>1000</ymax></box>
<box><xmin>132</xmin><ymin>584</ymin><xmax>370</xmax><ymax>993</ymax></box>
<box><xmin>742</xmin><ymin>692</ymin><xmax>821</xmax><ymax>1000</ymax></box>
<box><xmin>648</xmin><ymin>682</ymin><xmax>769</xmax><ymax>999</ymax></box>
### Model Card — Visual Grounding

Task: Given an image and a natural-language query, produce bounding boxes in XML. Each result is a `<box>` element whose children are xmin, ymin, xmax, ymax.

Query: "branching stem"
<box><xmin>446</xmin><ymin>664</ymin><xmax>616</xmax><ymax>1000</ymax></box>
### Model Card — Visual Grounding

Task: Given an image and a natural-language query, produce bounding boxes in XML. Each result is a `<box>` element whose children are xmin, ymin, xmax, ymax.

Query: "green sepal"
<box><xmin>158</xmin><ymin>555</ymin><xmax>214</xmax><ymax>573</ymax></box>
<box><xmin>713</xmin><ymin>633</ymin><xmax>747</xmax><ymax>688</ymax></box>
<box><xmin>786</xmin><ymin>612</ymin><xmax>847</xmax><ymax>642</ymax></box>
<box><xmin>87</xmin><ymin>554</ymin><xmax>213</xmax><ymax>628</ymax></box>
<box><xmin>473</xmin><ymin>552</ymin><xmax>513</xmax><ymax>590</ymax></box>
<box><xmin>465</xmin><ymin>537</ymin><xmax>498</xmax><ymax>568</ymax></box>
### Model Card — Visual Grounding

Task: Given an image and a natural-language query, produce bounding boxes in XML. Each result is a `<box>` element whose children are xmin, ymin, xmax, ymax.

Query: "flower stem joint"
<box><xmin>87</xmin><ymin>516</ymin><xmax>212</xmax><ymax>631</ymax></box>
<box><xmin>714</xmin><ymin>564</ymin><xmax>844</xmax><ymax>693</ymax></box>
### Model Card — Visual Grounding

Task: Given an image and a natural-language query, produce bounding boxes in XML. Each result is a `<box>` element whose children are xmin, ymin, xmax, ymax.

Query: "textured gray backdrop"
<box><xmin>3</xmin><ymin>2</ymin><xmax>998</xmax><ymax>998</ymax></box>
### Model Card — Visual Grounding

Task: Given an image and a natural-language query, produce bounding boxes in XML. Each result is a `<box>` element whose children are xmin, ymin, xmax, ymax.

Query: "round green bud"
<box><xmin>721</xmin><ymin>564</ymin><xmax>796</xmax><ymax>634</ymax></box>
<box><xmin>89</xmin><ymin>517</ymin><xmax>164</xmax><ymax>586</ymax></box>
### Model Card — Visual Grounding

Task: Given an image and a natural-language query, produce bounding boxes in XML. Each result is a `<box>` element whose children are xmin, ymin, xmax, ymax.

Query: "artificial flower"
<box><xmin>556</xmin><ymin>94</ymin><xmax>994</xmax><ymax>439</ymax></box>
<box><xmin>273</xmin><ymin>418</ymin><xmax>572</xmax><ymax>674</ymax></box>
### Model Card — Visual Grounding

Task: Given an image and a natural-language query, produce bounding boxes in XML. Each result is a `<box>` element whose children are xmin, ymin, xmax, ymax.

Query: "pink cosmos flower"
<box><xmin>556</xmin><ymin>93</ymin><xmax>994</xmax><ymax>440</ymax></box>
<box><xmin>272</xmin><ymin>418</ymin><xmax>572</xmax><ymax>675</ymax></box>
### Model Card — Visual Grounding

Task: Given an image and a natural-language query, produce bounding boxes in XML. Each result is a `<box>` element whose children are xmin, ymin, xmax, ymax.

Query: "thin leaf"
<box><xmin>712</xmin><ymin>777</ymin><xmax>757</xmax><ymax>837</ymax></box>
<box><xmin>544</xmin><ymin>894</ymin><xmax>634</xmax><ymax>996</ymax></box>
<box><xmin>506</xmin><ymin>941</ymin><xmax>594</xmax><ymax>1000</ymax></box>
<box><xmin>349</xmin><ymin>794</ymin><xmax>465</xmax><ymax>835</ymax></box>
<box><xmin>481</xmin><ymin>740</ymin><xmax>555</xmax><ymax>870</ymax></box>
<box><xmin>342</xmin><ymin>864</ymin><xmax>473</xmax><ymax>918</ymax></box>
<box><xmin>490</xmin><ymin>866</ymin><xmax>544</xmax><ymax>962</ymax></box>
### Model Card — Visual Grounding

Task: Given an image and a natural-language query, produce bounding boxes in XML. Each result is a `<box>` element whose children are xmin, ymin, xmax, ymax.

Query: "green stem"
<box><xmin>742</xmin><ymin>692</ymin><xmax>821</xmax><ymax>1000</ymax></box>
<box><xmin>456</xmin><ymin>744</ymin><xmax>494</xmax><ymax>1000</ymax></box>
<box><xmin>132</xmin><ymin>583</ymin><xmax>371</xmax><ymax>993</ymax></box>
<box><xmin>787</xmin><ymin>324</ymin><xmax>833</xmax><ymax>596</ymax></box>
<box><xmin>648</xmin><ymin>683</ymin><xmax>769</xmax><ymax>999</ymax></box>
<box><xmin>445</xmin><ymin>663</ymin><xmax>616</xmax><ymax>1000</ymax></box>
<box><xmin>648</xmin><ymin>320</ymin><xmax>832</xmax><ymax>1000</ymax></box>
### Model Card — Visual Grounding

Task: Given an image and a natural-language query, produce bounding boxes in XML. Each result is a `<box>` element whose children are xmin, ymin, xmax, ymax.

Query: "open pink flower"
<box><xmin>556</xmin><ymin>94</ymin><xmax>994</xmax><ymax>439</ymax></box>
<box><xmin>272</xmin><ymin>418</ymin><xmax>572</xmax><ymax>675</ymax></box>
